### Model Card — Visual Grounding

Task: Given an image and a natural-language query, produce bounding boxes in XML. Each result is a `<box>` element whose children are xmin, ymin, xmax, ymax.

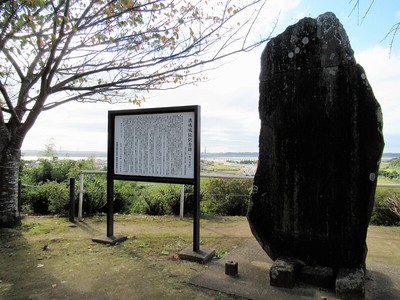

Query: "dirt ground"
<box><xmin>0</xmin><ymin>215</ymin><xmax>399</xmax><ymax>299</ymax></box>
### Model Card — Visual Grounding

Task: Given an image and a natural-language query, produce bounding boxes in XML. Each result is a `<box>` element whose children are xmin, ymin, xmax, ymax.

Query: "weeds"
<box><xmin>371</xmin><ymin>193</ymin><xmax>400</xmax><ymax>226</ymax></box>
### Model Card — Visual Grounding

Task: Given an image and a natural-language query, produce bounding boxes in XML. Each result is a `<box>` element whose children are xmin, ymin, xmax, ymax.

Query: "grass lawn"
<box><xmin>0</xmin><ymin>215</ymin><xmax>399</xmax><ymax>299</ymax></box>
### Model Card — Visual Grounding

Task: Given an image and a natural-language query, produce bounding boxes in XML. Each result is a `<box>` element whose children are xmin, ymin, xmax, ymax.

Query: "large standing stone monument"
<box><xmin>247</xmin><ymin>12</ymin><xmax>384</xmax><ymax>296</ymax></box>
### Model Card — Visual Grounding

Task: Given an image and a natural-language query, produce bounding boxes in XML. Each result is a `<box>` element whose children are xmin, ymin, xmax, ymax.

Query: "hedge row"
<box><xmin>20</xmin><ymin>158</ymin><xmax>400</xmax><ymax>225</ymax></box>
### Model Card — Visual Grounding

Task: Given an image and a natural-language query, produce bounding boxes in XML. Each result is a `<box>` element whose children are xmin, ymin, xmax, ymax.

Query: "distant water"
<box><xmin>381</xmin><ymin>153</ymin><xmax>400</xmax><ymax>161</ymax></box>
<box><xmin>202</xmin><ymin>152</ymin><xmax>258</xmax><ymax>158</ymax></box>
<box><xmin>22</xmin><ymin>151</ymin><xmax>258</xmax><ymax>160</ymax></box>
<box><xmin>21</xmin><ymin>150</ymin><xmax>399</xmax><ymax>161</ymax></box>
<box><xmin>203</xmin><ymin>157</ymin><xmax>258</xmax><ymax>163</ymax></box>
<box><xmin>22</xmin><ymin>156</ymin><xmax>105</xmax><ymax>161</ymax></box>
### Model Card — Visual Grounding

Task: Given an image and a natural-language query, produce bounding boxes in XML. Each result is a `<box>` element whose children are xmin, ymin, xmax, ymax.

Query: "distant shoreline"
<box><xmin>21</xmin><ymin>150</ymin><xmax>399</xmax><ymax>160</ymax></box>
<box><xmin>22</xmin><ymin>150</ymin><xmax>108</xmax><ymax>158</ymax></box>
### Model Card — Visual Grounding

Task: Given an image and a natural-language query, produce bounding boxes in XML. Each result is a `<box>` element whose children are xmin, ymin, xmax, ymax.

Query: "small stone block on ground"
<box><xmin>299</xmin><ymin>265</ymin><xmax>335</xmax><ymax>289</ymax></box>
<box><xmin>336</xmin><ymin>268</ymin><xmax>365</xmax><ymax>299</ymax></box>
<box><xmin>92</xmin><ymin>235</ymin><xmax>127</xmax><ymax>245</ymax></box>
<box><xmin>178</xmin><ymin>246</ymin><xmax>215</xmax><ymax>264</ymax></box>
<box><xmin>270</xmin><ymin>258</ymin><xmax>302</xmax><ymax>288</ymax></box>
<box><xmin>225</xmin><ymin>261</ymin><xmax>238</xmax><ymax>276</ymax></box>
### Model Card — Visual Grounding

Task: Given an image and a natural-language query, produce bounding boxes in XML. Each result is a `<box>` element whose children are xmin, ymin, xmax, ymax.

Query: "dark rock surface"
<box><xmin>247</xmin><ymin>12</ymin><xmax>384</xmax><ymax>269</ymax></box>
<box><xmin>270</xmin><ymin>258</ymin><xmax>303</xmax><ymax>288</ymax></box>
<box><xmin>336</xmin><ymin>268</ymin><xmax>365</xmax><ymax>299</ymax></box>
<box><xmin>299</xmin><ymin>265</ymin><xmax>335</xmax><ymax>289</ymax></box>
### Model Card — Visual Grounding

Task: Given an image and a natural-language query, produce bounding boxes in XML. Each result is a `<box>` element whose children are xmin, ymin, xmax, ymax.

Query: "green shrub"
<box><xmin>114</xmin><ymin>181</ymin><xmax>138</xmax><ymax>213</ymax></box>
<box><xmin>46</xmin><ymin>181</ymin><xmax>70</xmax><ymax>214</ymax></box>
<box><xmin>379</xmin><ymin>169</ymin><xmax>400</xmax><ymax>180</ymax></box>
<box><xmin>67</xmin><ymin>157</ymin><xmax>98</xmax><ymax>178</ymax></box>
<box><xmin>143</xmin><ymin>193</ymin><xmax>168</xmax><ymax>215</ymax></box>
<box><xmin>375</xmin><ymin>187</ymin><xmax>396</xmax><ymax>204</ymax></box>
<box><xmin>22</xmin><ymin>181</ymin><xmax>69</xmax><ymax>215</ymax></box>
<box><xmin>73</xmin><ymin>174</ymin><xmax>137</xmax><ymax>215</ymax></box>
<box><xmin>136</xmin><ymin>184</ymin><xmax>202</xmax><ymax>216</ymax></box>
<box><xmin>82</xmin><ymin>175</ymin><xmax>107</xmax><ymax>214</ymax></box>
<box><xmin>27</xmin><ymin>159</ymin><xmax>54</xmax><ymax>184</ymax></box>
<box><xmin>50</xmin><ymin>160</ymin><xmax>76</xmax><ymax>183</ymax></box>
<box><xmin>20</xmin><ymin>157</ymin><xmax>143</xmax><ymax>215</ymax></box>
<box><xmin>161</xmin><ymin>185</ymin><xmax>181</xmax><ymax>215</ymax></box>
<box><xmin>22</xmin><ymin>184</ymin><xmax>49</xmax><ymax>214</ymax></box>
<box><xmin>371</xmin><ymin>193</ymin><xmax>400</xmax><ymax>226</ymax></box>
<box><xmin>20</xmin><ymin>157</ymin><xmax>99</xmax><ymax>185</ymax></box>
<box><xmin>167</xmin><ymin>185</ymin><xmax>199</xmax><ymax>216</ymax></box>
<box><xmin>388</xmin><ymin>158</ymin><xmax>400</xmax><ymax>168</ymax></box>
<box><xmin>202</xmin><ymin>178</ymin><xmax>252</xmax><ymax>216</ymax></box>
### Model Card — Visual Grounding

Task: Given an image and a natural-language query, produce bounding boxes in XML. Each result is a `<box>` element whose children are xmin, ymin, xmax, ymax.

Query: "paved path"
<box><xmin>192</xmin><ymin>238</ymin><xmax>400</xmax><ymax>300</ymax></box>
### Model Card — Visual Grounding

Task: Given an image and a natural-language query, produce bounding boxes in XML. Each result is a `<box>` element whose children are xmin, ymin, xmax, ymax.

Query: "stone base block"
<box><xmin>270</xmin><ymin>258</ymin><xmax>303</xmax><ymax>288</ymax></box>
<box><xmin>299</xmin><ymin>265</ymin><xmax>335</xmax><ymax>289</ymax></box>
<box><xmin>92</xmin><ymin>235</ymin><xmax>127</xmax><ymax>245</ymax></box>
<box><xmin>225</xmin><ymin>261</ymin><xmax>239</xmax><ymax>276</ymax></box>
<box><xmin>335</xmin><ymin>268</ymin><xmax>365</xmax><ymax>299</ymax></box>
<box><xmin>178</xmin><ymin>246</ymin><xmax>215</xmax><ymax>264</ymax></box>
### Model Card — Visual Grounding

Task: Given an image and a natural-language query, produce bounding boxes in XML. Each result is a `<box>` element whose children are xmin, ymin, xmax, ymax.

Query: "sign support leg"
<box><xmin>178</xmin><ymin>179</ymin><xmax>215</xmax><ymax>263</ymax></box>
<box><xmin>107</xmin><ymin>179</ymin><xmax>114</xmax><ymax>237</ymax></box>
<box><xmin>179</xmin><ymin>185</ymin><xmax>185</xmax><ymax>220</ymax></box>
<box><xmin>193</xmin><ymin>178</ymin><xmax>200</xmax><ymax>252</ymax></box>
<box><xmin>92</xmin><ymin>178</ymin><xmax>127</xmax><ymax>245</ymax></box>
<box><xmin>178</xmin><ymin>106</ymin><xmax>215</xmax><ymax>263</ymax></box>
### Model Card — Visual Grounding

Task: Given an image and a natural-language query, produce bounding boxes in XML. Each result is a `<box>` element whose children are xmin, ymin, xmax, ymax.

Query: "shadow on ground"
<box><xmin>0</xmin><ymin>227</ymin><xmax>94</xmax><ymax>299</ymax></box>
<box><xmin>1</xmin><ymin>216</ymin><xmax>399</xmax><ymax>299</ymax></box>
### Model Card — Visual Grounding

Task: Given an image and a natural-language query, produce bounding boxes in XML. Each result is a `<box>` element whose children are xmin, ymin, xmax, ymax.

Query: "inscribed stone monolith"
<box><xmin>247</xmin><ymin>12</ymin><xmax>384</xmax><ymax>270</ymax></box>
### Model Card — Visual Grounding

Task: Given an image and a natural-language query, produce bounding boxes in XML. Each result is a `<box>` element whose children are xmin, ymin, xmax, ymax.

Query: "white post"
<box><xmin>180</xmin><ymin>185</ymin><xmax>185</xmax><ymax>220</ymax></box>
<box><xmin>78</xmin><ymin>172</ymin><xmax>84</xmax><ymax>220</ymax></box>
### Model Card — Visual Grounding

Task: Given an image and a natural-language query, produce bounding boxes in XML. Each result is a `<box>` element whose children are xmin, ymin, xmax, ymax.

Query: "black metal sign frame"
<box><xmin>105</xmin><ymin>105</ymin><xmax>202</xmax><ymax>252</ymax></box>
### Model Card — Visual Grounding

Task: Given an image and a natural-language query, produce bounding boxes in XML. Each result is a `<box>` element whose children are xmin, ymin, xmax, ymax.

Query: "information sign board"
<box><xmin>102</xmin><ymin>106</ymin><xmax>209</xmax><ymax>256</ymax></box>
<box><xmin>108</xmin><ymin>106</ymin><xmax>199</xmax><ymax>184</ymax></box>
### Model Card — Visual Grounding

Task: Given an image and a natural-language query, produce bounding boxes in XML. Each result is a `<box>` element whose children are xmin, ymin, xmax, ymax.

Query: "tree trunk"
<box><xmin>0</xmin><ymin>147</ymin><xmax>21</xmax><ymax>228</ymax></box>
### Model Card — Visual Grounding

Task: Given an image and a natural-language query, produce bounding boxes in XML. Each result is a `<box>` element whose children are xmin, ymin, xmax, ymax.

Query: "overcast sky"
<box><xmin>22</xmin><ymin>0</ymin><xmax>400</xmax><ymax>153</ymax></box>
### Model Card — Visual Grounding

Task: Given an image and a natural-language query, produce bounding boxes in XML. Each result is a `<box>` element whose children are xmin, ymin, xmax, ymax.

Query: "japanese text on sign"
<box><xmin>114</xmin><ymin>112</ymin><xmax>195</xmax><ymax>179</ymax></box>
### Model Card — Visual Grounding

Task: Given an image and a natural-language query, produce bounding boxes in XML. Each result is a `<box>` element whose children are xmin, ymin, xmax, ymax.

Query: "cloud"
<box><xmin>355</xmin><ymin>46</ymin><xmax>400</xmax><ymax>137</ymax></box>
<box><xmin>354</xmin><ymin>46</ymin><xmax>400</xmax><ymax>152</ymax></box>
<box><xmin>22</xmin><ymin>0</ymin><xmax>304</xmax><ymax>152</ymax></box>
<box><xmin>25</xmin><ymin>40</ymin><xmax>399</xmax><ymax>154</ymax></box>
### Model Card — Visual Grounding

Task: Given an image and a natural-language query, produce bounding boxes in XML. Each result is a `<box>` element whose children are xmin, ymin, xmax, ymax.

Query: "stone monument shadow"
<box><xmin>365</xmin><ymin>269</ymin><xmax>400</xmax><ymax>299</ymax></box>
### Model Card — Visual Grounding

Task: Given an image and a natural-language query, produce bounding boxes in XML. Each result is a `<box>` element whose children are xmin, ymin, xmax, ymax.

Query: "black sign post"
<box><xmin>92</xmin><ymin>105</ymin><xmax>214</xmax><ymax>263</ymax></box>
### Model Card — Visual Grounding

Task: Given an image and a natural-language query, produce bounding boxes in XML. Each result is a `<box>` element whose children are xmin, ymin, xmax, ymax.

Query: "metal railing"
<box><xmin>75</xmin><ymin>170</ymin><xmax>400</xmax><ymax>221</ymax></box>
<box><xmin>17</xmin><ymin>171</ymin><xmax>399</xmax><ymax>223</ymax></box>
<box><xmin>78</xmin><ymin>170</ymin><xmax>107</xmax><ymax>220</ymax></box>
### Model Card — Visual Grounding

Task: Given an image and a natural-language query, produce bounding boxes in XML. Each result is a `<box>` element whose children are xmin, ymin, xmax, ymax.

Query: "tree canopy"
<box><xmin>0</xmin><ymin>0</ymin><xmax>273</xmax><ymax>227</ymax></box>
<box><xmin>0</xmin><ymin>0</ymin><xmax>272</xmax><ymax>151</ymax></box>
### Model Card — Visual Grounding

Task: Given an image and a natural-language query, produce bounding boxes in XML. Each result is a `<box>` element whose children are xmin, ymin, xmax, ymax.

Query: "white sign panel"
<box><xmin>114</xmin><ymin>111</ymin><xmax>195</xmax><ymax>179</ymax></box>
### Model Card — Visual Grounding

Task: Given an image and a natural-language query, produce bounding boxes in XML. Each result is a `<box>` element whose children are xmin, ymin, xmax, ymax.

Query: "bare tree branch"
<box><xmin>0</xmin><ymin>80</ymin><xmax>21</xmax><ymax>125</ymax></box>
<box><xmin>0</xmin><ymin>0</ymin><xmax>274</xmax><ymax>149</ymax></box>
<box><xmin>382</xmin><ymin>22</ymin><xmax>400</xmax><ymax>57</ymax></box>
<box><xmin>349</xmin><ymin>0</ymin><xmax>399</xmax><ymax>53</ymax></box>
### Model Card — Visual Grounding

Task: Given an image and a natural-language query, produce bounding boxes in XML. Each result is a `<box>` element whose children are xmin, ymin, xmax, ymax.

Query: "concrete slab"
<box><xmin>190</xmin><ymin>239</ymin><xmax>400</xmax><ymax>300</ymax></box>
<box><xmin>92</xmin><ymin>235</ymin><xmax>127</xmax><ymax>245</ymax></box>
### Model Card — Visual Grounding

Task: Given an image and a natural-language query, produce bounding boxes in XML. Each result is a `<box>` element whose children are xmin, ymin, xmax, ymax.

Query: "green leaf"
<box><xmin>215</xmin><ymin>250</ymin><xmax>228</xmax><ymax>259</ymax></box>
